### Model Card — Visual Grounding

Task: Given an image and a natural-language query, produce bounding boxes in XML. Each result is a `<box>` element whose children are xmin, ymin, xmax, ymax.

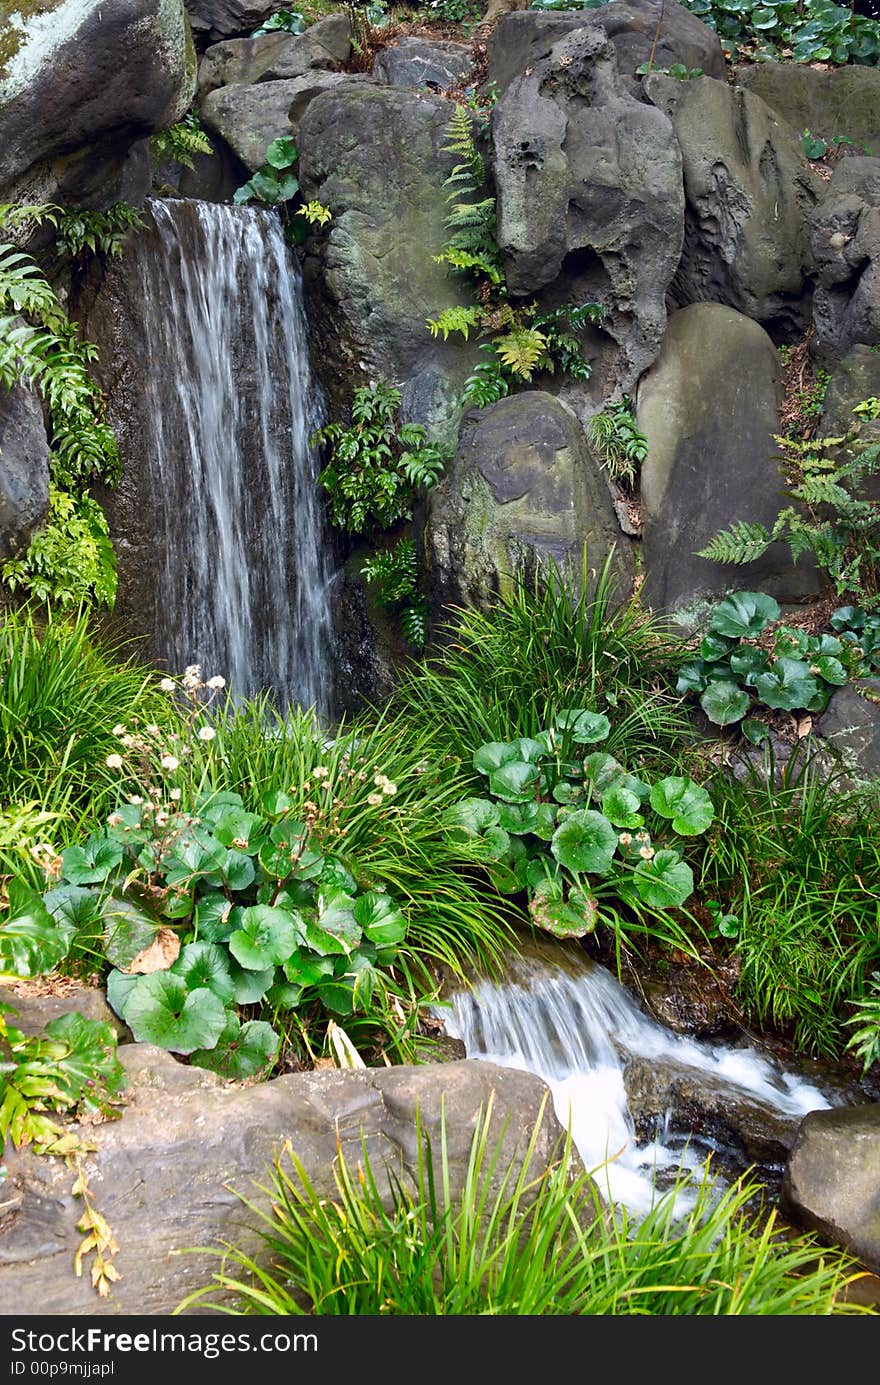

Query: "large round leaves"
<box><xmin>700</xmin><ymin>680</ymin><xmax>749</xmax><ymax>727</ymax></box>
<box><xmin>529</xmin><ymin>878</ymin><xmax>598</xmax><ymax>938</ymax></box>
<box><xmin>0</xmin><ymin>881</ymin><xmax>75</xmax><ymax>978</ymax></box>
<box><xmin>709</xmin><ymin>591</ymin><xmax>779</xmax><ymax>639</ymax></box>
<box><xmin>190</xmin><ymin>1015</ymin><xmax>280</xmax><ymax>1080</ymax></box>
<box><xmin>554</xmin><ymin>709</ymin><xmax>611</xmax><ymax>744</ymax></box>
<box><xmin>123</xmin><ymin>973</ymin><xmax>227</xmax><ymax>1054</ymax></box>
<box><xmin>632</xmin><ymin>850</ymin><xmax>694</xmax><ymax>909</ymax></box>
<box><xmin>228</xmin><ymin>905</ymin><xmax>302</xmax><ymax>971</ymax></box>
<box><xmin>60</xmin><ymin>835</ymin><xmax>124</xmax><ymax>886</ymax></box>
<box><xmin>649</xmin><ymin>777</ymin><xmax>714</xmax><ymax>836</ymax></box>
<box><xmin>551</xmin><ymin>810</ymin><xmax>617</xmax><ymax>875</ymax></box>
<box><xmin>171</xmin><ymin>942</ymin><xmax>235</xmax><ymax>1004</ymax></box>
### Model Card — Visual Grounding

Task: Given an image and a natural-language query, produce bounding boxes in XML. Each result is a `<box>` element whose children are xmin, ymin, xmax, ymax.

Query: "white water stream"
<box><xmin>136</xmin><ymin>198</ymin><xmax>332</xmax><ymax>713</ymax></box>
<box><xmin>444</xmin><ymin>942</ymin><xmax>832</xmax><ymax>1217</ymax></box>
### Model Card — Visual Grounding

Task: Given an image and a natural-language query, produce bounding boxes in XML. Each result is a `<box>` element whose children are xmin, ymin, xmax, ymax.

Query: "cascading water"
<box><xmin>133</xmin><ymin>198</ymin><xmax>332</xmax><ymax>713</ymax></box>
<box><xmin>443</xmin><ymin>941</ymin><xmax>833</xmax><ymax>1218</ymax></box>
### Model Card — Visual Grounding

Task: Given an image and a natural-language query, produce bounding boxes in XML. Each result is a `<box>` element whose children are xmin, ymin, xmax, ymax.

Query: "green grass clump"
<box><xmin>0</xmin><ymin>606</ymin><xmax>178</xmax><ymax>827</ymax></box>
<box><xmin>395</xmin><ymin>551</ymin><xmax>691</xmax><ymax>773</ymax></box>
<box><xmin>699</xmin><ymin>747</ymin><xmax>880</xmax><ymax>1057</ymax></box>
<box><xmin>177</xmin><ymin>1099</ymin><xmax>869</xmax><ymax>1317</ymax></box>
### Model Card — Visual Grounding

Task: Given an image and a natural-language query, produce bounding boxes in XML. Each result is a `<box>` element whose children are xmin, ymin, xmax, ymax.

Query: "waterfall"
<box><xmin>443</xmin><ymin>941</ymin><xmax>832</xmax><ymax>1218</ymax></box>
<box><xmin>133</xmin><ymin>198</ymin><xmax>332</xmax><ymax>713</ymax></box>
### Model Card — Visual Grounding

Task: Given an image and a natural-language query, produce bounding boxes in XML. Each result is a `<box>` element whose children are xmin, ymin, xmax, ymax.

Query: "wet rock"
<box><xmin>781</xmin><ymin>1102</ymin><xmax>880</xmax><ymax>1272</ymax></box>
<box><xmin>0</xmin><ymin>1054</ymin><xmax>566</xmax><ymax>1315</ymax></box>
<box><xmin>639</xmin><ymin>963</ymin><xmax>741</xmax><ymax>1039</ymax></box>
<box><xmin>372</xmin><ymin>37</ymin><xmax>472</xmax><ymax>91</ymax></box>
<box><xmin>197</xmin><ymin>14</ymin><xmax>351</xmax><ymax>98</ymax></box>
<box><xmin>624</xmin><ymin>1053</ymin><xmax>813</xmax><ymax>1174</ymax></box>
<box><xmin>487</xmin><ymin>3</ymin><xmax>725</xmax><ymax>94</ymax></box>
<box><xmin>0</xmin><ymin>0</ymin><xmax>195</xmax><ymax>203</ymax></box>
<box><xmin>638</xmin><ymin>303</ymin><xmax>821</xmax><ymax>622</ymax></box>
<box><xmin>297</xmin><ymin>84</ymin><xmax>479</xmax><ymax>442</ymax></box>
<box><xmin>0</xmin><ymin>384</ymin><xmax>49</xmax><ymax>564</ymax></box>
<box><xmin>816</xmin><ymin>679</ymin><xmax>880</xmax><ymax>783</ymax></box>
<box><xmin>201</xmin><ymin>71</ymin><xmax>371</xmax><ymax>173</ymax></box>
<box><xmin>425</xmin><ymin>390</ymin><xmax>632</xmax><ymax>624</ymax></box>
<box><xmin>810</xmin><ymin>157</ymin><xmax>880</xmax><ymax>365</ymax></box>
<box><xmin>645</xmin><ymin>73</ymin><xmax>822</xmax><ymax>333</ymax></box>
<box><xmin>734</xmin><ymin>62</ymin><xmax>880</xmax><ymax>155</ymax></box>
<box><xmin>491</xmin><ymin>25</ymin><xmax>684</xmax><ymax>402</ymax></box>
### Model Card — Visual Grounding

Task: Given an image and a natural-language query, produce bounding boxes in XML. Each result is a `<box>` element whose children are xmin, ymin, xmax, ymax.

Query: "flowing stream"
<box><xmin>443</xmin><ymin>941</ymin><xmax>832</xmax><ymax>1217</ymax></box>
<box><xmin>134</xmin><ymin>198</ymin><xmax>332</xmax><ymax>712</ymax></box>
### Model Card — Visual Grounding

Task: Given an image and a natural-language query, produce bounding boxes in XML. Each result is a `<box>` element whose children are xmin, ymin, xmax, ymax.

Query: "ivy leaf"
<box><xmin>632</xmin><ymin>850</ymin><xmax>694</xmax><ymax>909</ymax></box>
<box><xmin>228</xmin><ymin>905</ymin><xmax>302</xmax><ymax>970</ymax></box>
<box><xmin>123</xmin><ymin>974</ymin><xmax>228</xmax><ymax>1054</ymax></box>
<box><xmin>60</xmin><ymin>835</ymin><xmax>124</xmax><ymax>886</ymax></box>
<box><xmin>551</xmin><ymin>810</ymin><xmax>618</xmax><ymax>874</ymax></box>
<box><xmin>190</xmin><ymin>1015</ymin><xmax>280</xmax><ymax>1080</ymax></box>
<box><xmin>0</xmin><ymin>882</ymin><xmax>74</xmax><ymax>978</ymax></box>
<box><xmin>709</xmin><ymin>591</ymin><xmax>779</xmax><ymax>638</ymax></box>
<box><xmin>171</xmin><ymin>942</ymin><xmax>235</xmax><ymax>1004</ymax></box>
<box><xmin>700</xmin><ymin>680</ymin><xmax>749</xmax><ymax>726</ymax></box>
<box><xmin>649</xmin><ymin>777</ymin><xmax>714</xmax><ymax>836</ymax></box>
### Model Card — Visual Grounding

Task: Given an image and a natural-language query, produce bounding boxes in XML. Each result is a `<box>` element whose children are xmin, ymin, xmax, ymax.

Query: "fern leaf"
<box><xmin>494</xmin><ymin>328</ymin><xmax>547</xmax><ymax>380</ymax></box>
<box><xmin>697</xmin><ymin>521</ymin><xmax>772</xmax><ymax>564</ymax></box>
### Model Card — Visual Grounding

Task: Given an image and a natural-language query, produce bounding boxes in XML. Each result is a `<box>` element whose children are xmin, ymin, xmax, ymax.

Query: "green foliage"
<box><xmin>532</xmin><ymin>0</ymin><xmax>880</xmax><ymax>63</ymax></box>
<box><xmin>699</xmin><ymin>749</ymin><xmax>880</xmax><ymax>1057</ymax></box>
<box><xmin>0</xmin><ymin>607</ymin><xmax>178</xmax><ymax>823</ymax></box>
<box><xmin>0</xmin><ymin>201</ymin><xmax>145</xmax><ymax>261</ymax></box>
<box><xmin>635</xmin><ymin>61</ymin><xmax>704</xmax><ymax>78</ymax></box>
<box><xmin>674</xmin><ymin>590</ymin><xmax>865</xmax><ymax>727</ymax></box>
<box><xmin>450</xmin><ymin>715</ymin><xmax>712</xmax><ymax>955</ymax></box>
<box><xmin>845</xmin><ymin>972</ymin><xmax>880</xmax><ymax>1074</ymax></box>
<box><xmin>3</xmin><ymin>488</ymin><xmax>117</xmax><ymax>609</ymax></box>
<box><xmin>0</xmin><ymin>1007</ymin><xmax>125</xmax><ymax>1156</ymax></box>
<box><xmin>314</xmin><ymin>382</ymin><xmax>446</xmax><ymax>534</ymax></box>
<box><xmin>251</xmin><ymin>8</ymin><xmax>307</xmax><ymax>34</ymax></box>
<box><xmin>588</xmin><ymin>398</ymin><xmax>649</xmax><ymax>486</ymax></box>
<box><xmin>698</xmin><ymin>417</ymin><xmax>880</xmax><ymax>608</ymax></box>
<box><xmin>395</xmin><ymin>549</ymin><xmax>691</xmax><ymax>767</ymax></box>
<box><xmin>178</xmin><ymin>1100</ymin><xmax>867</xmax><ymax>1317</ymax></box>
<box><xmin>234</xmin><ymin>136</ymin><xmax>300</xmax><ymax>206</ymax></box>
<box><xmin>361</xmin><ymin>539</ymin><xmax>428</xmax><ymax>649</ymax></box>
<box><xmin>0</xmin><ymin>205</ymin><xmax>122</xmax><ymax>609</ymax></box>
<box><xmin>429</xmin><ymin>106</ymin><xmax>604</xmax><ymax>406</ymax></box>
<box><xmin>149</xmin><ymin>111</ymin><xmax>213</xmax><ymax>170</ymax></box>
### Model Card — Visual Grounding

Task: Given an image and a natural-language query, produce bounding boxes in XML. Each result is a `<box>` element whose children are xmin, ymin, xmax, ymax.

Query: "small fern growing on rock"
<box><xmin>361</xmin><ymin>539</ymin><xmax>428</xmax><ymax>649</ymax></box>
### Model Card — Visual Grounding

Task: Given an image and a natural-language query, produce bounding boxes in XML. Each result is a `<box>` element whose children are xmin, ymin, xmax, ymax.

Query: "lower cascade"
<box><xmin>135</xmin><ymin>198</ymin><xmax>332</xmax><ymax>712</ymax></box>
<box><xmin>444</xmin><ymin>942</ymin><xmax>832</xmax><ymax>1217</ymax></box>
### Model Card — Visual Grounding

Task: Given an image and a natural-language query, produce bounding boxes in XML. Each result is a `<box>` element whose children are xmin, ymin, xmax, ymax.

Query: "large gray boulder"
<box><xmin>297</xmin><ymin>84</ymin><xmax>479</xmax><ymax>442</ymax></box>
<box><xmin>201</xmin><ymin>71</ymin><xmax>370</xmax><ymax>173</ymax></box>
<box><xmin>487</xmin><ymin>3</ymin><xmax>725</xmax><ymax>94</ymax></box>
<box><xmin>0</xmin><ymin>0</ymin><xmax>196</xmax><ymax>203</ymax></box>
<box><xmin>781</xmin><ymin>1103</ymin><xmax>880</xmax><ymax>1272</ymax></box>
<box><xmin>810</xmin><ymin>157</ymin><xmax>880</xmax><ymax>365</ymax></box>
<box><xmin>491</xmin><ymin>26</ymin><xmax>684</xmax><ymax>403</ymax></box>
<box><xmin>735</xmin><ymin>62</ymin><xmax>880</xmax><ymax>155</ymax></box>
<box><xmin>184</xmin><ymin>0</ymin><xmax>276</xmax><ymax>46</ymax></box>
<box><xmin>0</xmin><ymin>1047</ymin><xmax>567</xmax><ymax>1314</ymax></box>
<box><xmin>645</xmin><ymin>73</ymin><xmax>822</xmax><ymax>332</ymax></box>
<box><xmin>372</xmin><ymin>37</ymin><xmax>473</xmax><ymax>91</ymax></box>
<box><xmin>818</xmin><ymin>345</ymin><xmax>880</xmax><ymax>499</ymax></box>
<box><xmin>0</xmin><ymin>384</ymin><xmax>50</xmax><ymax>563</ymax></box>
<box><xmin>638</xmin><ymin>303</ymin><xmax>821</xmax><ymax>622</ymax></box>
<box><xmin>425</xmin><ymin>390</ymin><xmax>632</xmax><ymax>621</ymax></box>
<box><xmin>197</xmin><ymin>14</ymin><xmax>351</xmax><ymax>98</ymax></box>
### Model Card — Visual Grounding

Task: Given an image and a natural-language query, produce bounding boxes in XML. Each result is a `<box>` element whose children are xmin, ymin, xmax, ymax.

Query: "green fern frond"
<box><xmin>426</xmin><ymin>305</ymin><xmax>481</xmax><ymax>340</ymax></box>
<box><xmin>150</xmin><ymin>112</ymin><xmax>213</xmax><ymax>170</ymax></box>
<box><xmin>697</xmin><ymin>521</ymin><xmax>773</xmax><ymax>565</ymax></box>
<box><xmin>494</xmin><ymin>328</ymin><xmax>547</xmax><ymax>380</ymax></box>
<box><xmin>442</xmin><ymin>105</ymin><xmax>485</xmax><ymax>186</ymax></box>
